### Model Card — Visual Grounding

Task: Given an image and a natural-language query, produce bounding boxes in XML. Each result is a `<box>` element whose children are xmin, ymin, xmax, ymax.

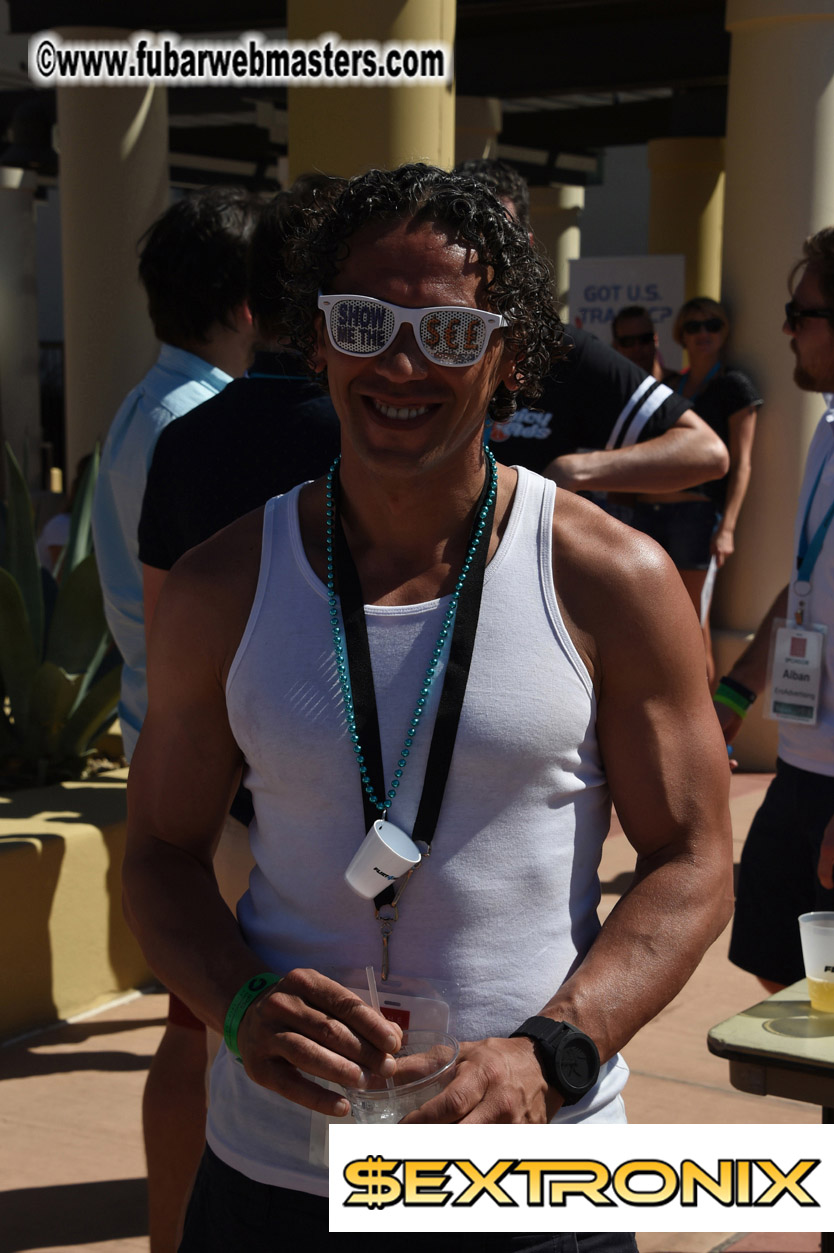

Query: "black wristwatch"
<box><xmin>509</xmin><ymin>1016</ymin><xmax>600</xmax><ymax>1106</ymax></box>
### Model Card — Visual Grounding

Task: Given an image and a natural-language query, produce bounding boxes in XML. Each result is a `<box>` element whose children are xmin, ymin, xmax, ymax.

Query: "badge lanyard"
<box><xmin>794</xmin><ymin>446</ymin><xmax>834</xmax><ymax>625</ymax></box>
<box><xmin>674</xmin><ymin>362</ymin><xmax>720</xmax><ymax>397</ymax></box>
<box><xmin>332</xmin><ymin>461</ymin><xmax>496</xmax><ymax>978</ymax></box>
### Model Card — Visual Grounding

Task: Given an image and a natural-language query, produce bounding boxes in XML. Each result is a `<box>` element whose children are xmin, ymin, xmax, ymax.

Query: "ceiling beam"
<box><xmin>456</xmin><ymin>7</ymin><xmax>729</xmax><ymax>96</ymax></box>
<box><xmin>499</xmin><ymin>87</ymin><xmax>727</xmax><ymax>150</ymax></box>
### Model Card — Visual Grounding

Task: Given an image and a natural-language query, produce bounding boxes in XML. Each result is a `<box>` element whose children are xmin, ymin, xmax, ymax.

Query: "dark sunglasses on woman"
<box><xmin>681</xmin><ymin>316</ymin><xmax>724</xmax><ymax>335</ymax></box>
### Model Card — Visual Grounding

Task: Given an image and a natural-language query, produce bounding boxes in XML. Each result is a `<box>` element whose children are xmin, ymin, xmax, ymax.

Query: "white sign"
<box><xmin>568</xmin><ymin>254</ymin><xmax>685</xmax><ymax>374</ymax></box>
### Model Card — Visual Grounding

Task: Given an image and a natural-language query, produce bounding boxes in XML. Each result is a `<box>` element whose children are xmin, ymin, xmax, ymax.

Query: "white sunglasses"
<box><xmin>317</xmin><ymin>292</ymin><xmax>508</xmax><ymax>367</ymax></box>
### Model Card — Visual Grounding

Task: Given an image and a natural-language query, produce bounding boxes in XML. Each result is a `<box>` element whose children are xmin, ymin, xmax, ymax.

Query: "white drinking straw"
<box><xmin>365</xmin><ymin>964</ymin><xmax>396</xmax><ymax>1093</ymax></box>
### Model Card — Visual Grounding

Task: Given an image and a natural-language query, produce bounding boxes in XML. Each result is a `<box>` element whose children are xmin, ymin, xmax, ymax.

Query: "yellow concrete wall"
<box><xmin>57</xmin><ymin>66</ymin><xmax>169</xmax><ymax>471</ymax></box>
<box><xmin>287</xmin><ymin>0</ymin><xmax>455</xmax><ymax>179</ymax></box>
<box><xmin>530</xmin><ymin>185</ymin><xmax>585</xmax><ymax>312</ymax></box>
<box><xmin>0</xmin><ymin>769</ymin><xmax>152</xmax><ymax>1041</ymax></box>
<box><xmin>648</xmin><ymin>137</ymin><xmax>725</xmax><ymax>303</ymax></box>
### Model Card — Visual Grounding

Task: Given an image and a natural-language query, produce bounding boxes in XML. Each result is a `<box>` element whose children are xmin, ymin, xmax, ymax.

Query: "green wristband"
<box><xmin>223</xmin><ymin>972</ymin><xmax>283</xmax><ymax>1059</ymax></box>
<box><xmin>714</xmin><ymin>685</ymin><xmax>751</xmax><ymax>719</ymax></box>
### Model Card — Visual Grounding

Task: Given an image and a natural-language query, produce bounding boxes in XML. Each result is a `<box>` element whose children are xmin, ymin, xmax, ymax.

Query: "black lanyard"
<box><xmin>333</xmin><ymin>463</ymin><xmax>496</xmax><ymax>910</ymax></box>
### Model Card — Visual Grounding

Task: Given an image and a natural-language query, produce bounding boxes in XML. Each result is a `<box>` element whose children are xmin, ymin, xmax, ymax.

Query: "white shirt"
<box><xmin>780</xmin><ymin>394</ymin><xmax>834</xmax><ymax>775</ymax></box>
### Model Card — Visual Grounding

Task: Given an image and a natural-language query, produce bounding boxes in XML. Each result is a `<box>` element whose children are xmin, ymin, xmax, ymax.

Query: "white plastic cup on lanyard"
<box><xmin>344</xmin><ymin>819</ymin><xmax>422</xmax><ymax>899</ymax></box>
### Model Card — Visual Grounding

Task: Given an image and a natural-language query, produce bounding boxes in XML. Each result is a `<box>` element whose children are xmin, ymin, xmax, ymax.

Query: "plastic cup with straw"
<box><xmin>341</xmin><ymin>966</ymin><xmax>459</xmax><ymax>1122</ymax></box>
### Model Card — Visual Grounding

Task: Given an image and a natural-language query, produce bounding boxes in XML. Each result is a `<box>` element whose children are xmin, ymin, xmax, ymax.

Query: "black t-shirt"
<box><xmin>489</xmin><ymin>325</ymin><xmax>690</xmax><ymax>472</ymax></box>
<box><xmin>139</xmin><ymin>351</ymin><xmax>341</xmax><ymax>571</ymax></box>
<box><xmin>663</xmin><ymin>367</ymin><xmax>762</xmax><ymax>507</ymax></box>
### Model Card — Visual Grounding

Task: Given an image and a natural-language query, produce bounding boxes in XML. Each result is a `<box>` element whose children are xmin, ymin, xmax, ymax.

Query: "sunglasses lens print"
<box><xmin>420</xmin><ymin>309</ymin><xmax>487</xmax><ymax>365</ymax></box>
<box><xmin>330</xmin><ymin>298</ymin><xmax>396</xmax><ymax>355</ymax></box>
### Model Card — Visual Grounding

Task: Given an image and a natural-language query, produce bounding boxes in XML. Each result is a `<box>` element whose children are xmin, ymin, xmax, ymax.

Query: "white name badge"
<box><xmin>766</xmin><ymin>621</ymin><xmax>826</xmax><ymax>725</ymax></box>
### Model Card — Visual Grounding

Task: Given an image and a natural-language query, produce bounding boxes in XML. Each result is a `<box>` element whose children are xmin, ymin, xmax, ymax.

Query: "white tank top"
<box><xmin>207</xmin><ymin>466</ymin><xmax>628</xmax><ymax>1192</ymax></box>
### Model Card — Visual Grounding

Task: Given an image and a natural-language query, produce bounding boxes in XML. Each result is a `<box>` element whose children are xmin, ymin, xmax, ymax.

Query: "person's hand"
<box><xmin>818</xmin><ymin>815</ymin><xmax>834</xmax><ymax>889</ymax></box>
<box><xmin>400</xmin><ymin>1036</ymin><xmax>562</xmax><ymax>1124</ymax></box>
<box><xmin>236</xmin><ymin>967</ymin><xmax>402</xmax><ymax>1115</ymax></box>
<box><xmin>710</xmin><ymin>527</ymin><xmax>735</xmax><ymax>568</ymax></box>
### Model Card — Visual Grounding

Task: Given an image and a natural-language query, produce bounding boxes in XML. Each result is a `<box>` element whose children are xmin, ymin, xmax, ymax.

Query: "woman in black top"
<box><xmin>630</xmin><ymin>296</ymin><xmax>762</xmax><ymax>685</ymax></box>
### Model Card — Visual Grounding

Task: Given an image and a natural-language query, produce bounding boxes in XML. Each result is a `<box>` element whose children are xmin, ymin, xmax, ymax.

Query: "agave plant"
<box><xmin>0</xmin><ymin>443</ymin><xmax>122</xmax><ymax>786</ymax></box>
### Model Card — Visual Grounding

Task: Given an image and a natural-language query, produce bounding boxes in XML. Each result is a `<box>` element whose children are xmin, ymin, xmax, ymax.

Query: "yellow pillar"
<box><xmin>647</xmin><ymin>137</ymin><xmax>725</xmax><ymax>302</ymax></box>
<box><xmin>455</xmin><ymin>97</ymin><xmax>502</xmax><ymax>163</ymax></box>
<box><xmin>287</xmin><ymin>0</ymin><xmax>455</xmax><ymax>179</ymax></box>
<box><xmin>713</xmin><ymin>0</ymin><xmax>834</xmax><ymax>769</ymax></box>
<box><xmin>57</xmin><ymin>51</ymin><xmax>168</xmax><ymax>475</ymax></box>
<box><xmin>530</xmin><ymin>185</ymin><xmax>584</xmax><ymax>312</ymax></box>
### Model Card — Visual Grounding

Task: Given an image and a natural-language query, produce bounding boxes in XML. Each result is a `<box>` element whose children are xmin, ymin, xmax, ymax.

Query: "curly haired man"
<box><xmin>124</xmin><ymin>165</ymin><xmax>733</xmax><ymax>1252</ymax></box>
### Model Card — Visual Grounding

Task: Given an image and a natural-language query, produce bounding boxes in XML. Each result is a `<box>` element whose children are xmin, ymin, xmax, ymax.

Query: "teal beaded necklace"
<box><xmin>325</xmin><ymin>449</ymin><xmax>498</xmax><ymax>817</ymax></box>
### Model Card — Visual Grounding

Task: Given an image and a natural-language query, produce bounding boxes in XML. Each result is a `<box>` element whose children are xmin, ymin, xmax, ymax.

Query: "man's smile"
<box><xmin>369</xmin><ymin>399</ymin><xmax>433</xmax><ymax>421</ymax></box>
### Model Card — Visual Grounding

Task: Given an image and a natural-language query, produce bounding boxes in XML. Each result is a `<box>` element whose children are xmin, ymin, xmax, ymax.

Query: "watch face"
<box><xmin>558</xmin><ymin>1036</ymin><xmax>598</xmax><ymax>1093</ymax></box>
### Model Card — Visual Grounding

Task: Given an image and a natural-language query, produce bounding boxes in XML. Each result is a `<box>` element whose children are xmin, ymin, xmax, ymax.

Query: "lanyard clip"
<box><xmin>375</xmin><ymin>906</ymin><xmax>398</xmax><ymax>982</ymax></box>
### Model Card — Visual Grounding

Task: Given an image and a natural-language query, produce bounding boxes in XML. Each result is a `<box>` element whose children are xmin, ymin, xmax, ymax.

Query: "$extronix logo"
<box><xmin>343</xmin><ymin>1156</ymin><xmax>820</xmax><ymax>1210</ymax></box>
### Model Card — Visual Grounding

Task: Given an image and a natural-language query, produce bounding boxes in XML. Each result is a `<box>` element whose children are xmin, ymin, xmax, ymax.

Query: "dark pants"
<box><xmin>629</xmin><ymin>499</ymin><xmax>718</xmax><ymax>570</ymax></box>
<box><xmin>180</xmin><ymin>1146</ymin><xmax>638</xmax><ymax>1252</ymax></box>
<box><xmin>729</xmin><ymin>757</ymin><xmax>834</xmax><ymax>985</ymax></box>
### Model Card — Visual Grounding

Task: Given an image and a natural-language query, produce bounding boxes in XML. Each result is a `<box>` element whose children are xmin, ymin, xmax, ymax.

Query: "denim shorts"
<box><xmin>630</xmin><ymin>500</ymin><xmax>719</xmax><ymax>571</ymax></box>
<box><xmin>729</xmin><ymin>758</ymin><xmax>834</xmax><ymax>985</ymax></box>
<box><xmin>180</xmin><ymin>1146</ymin><xmax>638</xmax><ymax>1253</ymax></box>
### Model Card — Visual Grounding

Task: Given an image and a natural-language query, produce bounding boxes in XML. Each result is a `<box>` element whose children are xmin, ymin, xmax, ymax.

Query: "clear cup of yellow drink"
<box><xmin>798</xmin><ymin>912</ymin><xmax>834</xmax><ymax>1011</ymax></box>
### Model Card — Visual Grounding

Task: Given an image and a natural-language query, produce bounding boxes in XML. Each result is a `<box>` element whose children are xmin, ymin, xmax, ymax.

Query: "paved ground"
<box><xmin>0</xmin><ymin>772</ymin><xmax>824</xmax><ymax>1253</ymax></box>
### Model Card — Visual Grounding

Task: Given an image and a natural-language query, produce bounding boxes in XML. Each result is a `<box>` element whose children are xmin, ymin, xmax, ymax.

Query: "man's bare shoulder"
<box><xmin>553</xmin><ymin>490</ymin><xmax>675</xmax><ymax>600</ymax></box>
<box><xmin>551</xmin><ymin>490</ymin><xmax>698</xmax><ymax>680</ymax></box>
<box><xmin>150</xmin><ymin>506</ymin><xmax>266</xmax><ymax>680</ymax></box>
<box><xmin>169</xmin><ymin>505</ymin><xmax>265</xmax><ymax>588</ymax></box>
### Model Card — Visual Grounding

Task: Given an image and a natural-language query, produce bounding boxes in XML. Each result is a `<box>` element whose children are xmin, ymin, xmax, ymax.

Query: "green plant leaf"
<box><xmin>55</xmin><ymin>662</ymin><xmax>122</xmax><ymax>759</ymax></box>
<box><xmin>70</xmin><ymin>635</ymin><xmax>114</xmax><ymax>715</ymax></box>
<box><xmin>45</xmin><ymin>552</ymin><xmax>109</xmax><ymax>673</ymax></box>
<box><xmin>0</xmin><ymin>567</ymin><xmax>38</xmax><ymax>729</ymax></box>
<box><xmin>62</xmin><ymin>444</ymin><xmax>100</xmax><ymax>577</ymax></box>
<box><xmin>3</xmin><ymin>443</ymin><xmax>44</xmax><ymax>654</ymax></box>
<box><xmin>21</xmin><ymin>662</ymin><xmax>83</xmax><ymax>758</ymax></box>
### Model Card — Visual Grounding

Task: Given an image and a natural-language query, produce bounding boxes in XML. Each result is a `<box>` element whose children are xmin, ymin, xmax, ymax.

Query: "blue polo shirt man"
<box><xmin>93</xmin><ymin>344</ymin><xmax>233</xmax><ymax>758</ymax></box>
<box><xmin>91</xmin><ymin>187</ymin><xmax>262</xmax><ymax>761</ymax></box>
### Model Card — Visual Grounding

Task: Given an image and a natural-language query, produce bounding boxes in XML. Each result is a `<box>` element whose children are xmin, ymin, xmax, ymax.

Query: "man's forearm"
<box><xmin>123</xmin><ymin>838</ymin><xmax>263</xmax><ymax>1034</ymax></box>
<box><xmin>546</xmin><ymin>414</ymin><xmax>729</xmax><ymax>494</ymax></box>
<box><xmin>536</xmin><ymin>838</ymin><xmax>733</xmax><ymax>1063</ymax></box>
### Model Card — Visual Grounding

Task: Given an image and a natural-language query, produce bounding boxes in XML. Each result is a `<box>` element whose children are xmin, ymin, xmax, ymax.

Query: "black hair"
<box><xmin>138</xmin><ymin>186</ymin><xmax>263</xmax><ymax>346</ymax></box>
<box><xmin>269</xmin><ymin>163</ymin><xmax>562</xmax><ymax>422</ymax></box>
<box><xmin>454</xmin><ymin>157</ymin><xmax>531</xmax><ymax>234</ymax></box>
<box><xmin>791</xmin><ymin>227</ymin><xmax>834</xmax><ymax>313</ymax></box>
<box><xmin>248</xmin><ymin>174</ymin><xmax>346</xmax><ymax>332</ymax></box>
<box><xmin>611</xmin><ymin>305</ymin><xmax>652</xmax><ymax>338</ymax></box>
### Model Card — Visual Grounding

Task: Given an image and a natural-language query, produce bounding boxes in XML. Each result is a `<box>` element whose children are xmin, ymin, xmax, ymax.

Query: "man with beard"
<box><xmin>716</xmin><ymin>227</ymin><xmax>834</xmax><ymax>989</ymax></box>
